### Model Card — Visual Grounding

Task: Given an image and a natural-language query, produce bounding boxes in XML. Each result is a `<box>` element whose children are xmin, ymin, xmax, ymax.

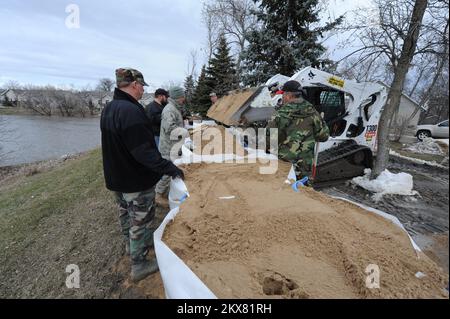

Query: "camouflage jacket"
<box><xmin>159</xmin><ymin>98</ymin><xmax>185</xmax><ymax>159</ymax></box>
<box><xmin>267</xmin><ymin>98</ymin><xmax>329</xmax><ymax>164</ymax></box>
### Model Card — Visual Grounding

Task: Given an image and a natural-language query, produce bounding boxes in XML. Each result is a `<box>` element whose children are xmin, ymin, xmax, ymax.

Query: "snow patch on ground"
<box><xmin>405</xmin><ymin>138</ymin><xmax>443</xmax><ymax>155</ymax></box>
<box><xmin>352</xmin><ymin>169</ymin><xmax>418</xmax><ymax>201</ymax></box>
<box><xmin>389</xmin><ymin>150</ymin><xmax>448</xmax><ymax>169</ymax></box>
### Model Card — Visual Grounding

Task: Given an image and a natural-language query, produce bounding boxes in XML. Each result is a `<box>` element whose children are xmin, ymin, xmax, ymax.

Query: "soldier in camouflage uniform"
<box><xmin>267</xmin><ymin>80</ymin><xmax>329</xmax><ymax>180</ymax></box>
<box><xmin>155</xmin><ymin>86</ymin><xmax>187</xmax><ymax>206</ymax></box>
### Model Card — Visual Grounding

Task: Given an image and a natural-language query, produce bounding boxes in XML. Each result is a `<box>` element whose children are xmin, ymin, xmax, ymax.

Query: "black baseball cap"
<box><xmin>154</xmin><ymin>88</ymin><xmax>169</xmax><ymax>97</ymax></box>
<box><xmin>281</xmin><ymin>80</ymin><xmax>303</xmax><ymax>93</ymax></box>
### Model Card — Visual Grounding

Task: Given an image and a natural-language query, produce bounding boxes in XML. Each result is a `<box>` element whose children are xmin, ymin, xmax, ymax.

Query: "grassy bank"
<box><xmin>0</xmin><ymin>149</ymin><xmax>167</xmax><ymax>298</ymax></box>
<box><xmin>0</xmin><ymin>149</ymin><xmax>105</xmax><ymax>249</ymax></box>
<box><xmin>0</xmin><ymin>149</ymin><xmax>126</xmax><ymax>298</ymax></box>
<box><xmin>0</xmin><ymin>106</ymin><xmax>35</xmax><ymax>116</ymax></box>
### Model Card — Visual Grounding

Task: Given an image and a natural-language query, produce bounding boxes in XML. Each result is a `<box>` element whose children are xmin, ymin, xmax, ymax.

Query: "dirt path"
<box><xmin>321</xmin><ymin>156</ymin><xmax>449</xmax><ymax>273</ymax></box>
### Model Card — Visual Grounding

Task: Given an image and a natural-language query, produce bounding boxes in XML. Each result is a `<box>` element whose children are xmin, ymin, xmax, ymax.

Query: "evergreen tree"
<box><xmin>191</xmin><ymin>65</ymin><xmax>214</xmax><ymax>116</ymax></box>
<box><xmin>240</xmin><ymin>0</ymin><xmax>343</xmax><ymax>86</ymax></box>
<box><xmin>184</xmin><ymin>74</ymin><xmax>196</xmax><ymax>115</ymax></box>
<box><xmin>191</xmin><ymin>36</ymin><xmax>239</xmax><ymax>117</ymax></box>
<box><xmin>206</xmin><ymin>35</ymin><xmax>238</xmax><ymax>96</ymax></box>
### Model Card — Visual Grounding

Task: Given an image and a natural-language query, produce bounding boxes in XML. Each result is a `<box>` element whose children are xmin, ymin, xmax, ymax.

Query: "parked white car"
<box><xmin>415</xmin><ymin>120</ymin><xmax>449</xmax><ymax>141</ymax></box>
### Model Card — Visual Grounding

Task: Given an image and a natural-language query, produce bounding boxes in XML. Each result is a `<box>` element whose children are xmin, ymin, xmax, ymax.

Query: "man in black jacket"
<box><xmin>100</xmin><ymin>68</ymin><xmax>184</xmax><ymax>282</ymax></box>
<box><xmin>145</xmin><ymin>88</ymin><xmax>169</xmax><ymax>147</ymax></box>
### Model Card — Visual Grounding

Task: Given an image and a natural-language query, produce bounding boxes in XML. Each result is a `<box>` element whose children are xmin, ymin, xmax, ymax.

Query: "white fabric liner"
<box><xmin>154</xmin><ymin>149</ymin><xmax>422</xmax><ymax>299</ymax></box>
<box><xmin>154</xmin><ymin>206</ymin><xmax>217</xmax><ymax>299</ymax></box>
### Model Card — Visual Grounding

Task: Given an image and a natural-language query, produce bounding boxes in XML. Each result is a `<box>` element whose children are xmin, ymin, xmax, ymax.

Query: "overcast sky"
<box><xmin>0</xmin><ymin>0</ymin><xmax>372</xmax><ymax>91</ymax></box>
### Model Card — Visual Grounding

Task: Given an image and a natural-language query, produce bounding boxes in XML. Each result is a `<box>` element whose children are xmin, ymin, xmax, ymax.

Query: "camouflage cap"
<box><xmin>115</xmin><ymin>68</ymin><xmax>149</xmax><ymax>87</ymax></box>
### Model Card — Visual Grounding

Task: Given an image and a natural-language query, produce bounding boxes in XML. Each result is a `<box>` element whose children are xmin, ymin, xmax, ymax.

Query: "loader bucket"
<box><xmin>206</xmin><ymin>87</ymin><xmax>275</xmax><ymax>126</ymax></box>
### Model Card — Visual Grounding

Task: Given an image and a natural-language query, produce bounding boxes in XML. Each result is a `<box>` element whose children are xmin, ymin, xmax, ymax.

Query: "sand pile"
<box><xmin>163</xmin><ymin>161</ymin><xmax>448</xmax><ymax>299</ymax></box>
<box><xmin>190</xmin><ymin>125</ymin><xmax>247</xmax><ymax>156</ymax></box>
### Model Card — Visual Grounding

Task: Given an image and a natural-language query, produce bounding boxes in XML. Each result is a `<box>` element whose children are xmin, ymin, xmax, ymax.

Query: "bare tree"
<box><xmin>337</xmin><ymin>56</ymin><xmax>393</xmax><ymax>82</ymax></box>
<box><xmin>20</xmin><ymin>85</ymin><xmax>55</xmax><ymax>116</ymax></box>
<box><xmin>202</xmin><ymin>0</ymin><xmax>257</xmax><ymax>68</ymax></box>
<box><xmin>406</xmin><ymin>2</ymin><xmax>449</xmax><ymax>120</ymax></box>
<box><xmin>3</xmin><ymin>80</ymin><xmax>21</xmax><ymax>90</ymax></box>
<box><xmin>77</xmin><ymin>91</ymin><xmax>97</xmax><ymax>116</ymax></box>
<box><xmin>77</xmin><ymin>84</ymin><xmax>98</xmax><ymax>116</ymax></box>
<box><xmin>347</xmin><ymin>1</ymin><xmax>448</xmax><ymax>138</ymax></box>
<box><xmin>390</xmin><ymin>51</ymin><xmax>445</xmax><ymax>136</ymax></box>
<box><xmin>337</xmin><ymin>0</ymin><xmax>447</xmax><ymax>87</ymax></box>
<box><xmin>420</xmin><ymin>62</ymin><xmax>449</xmax><ymax>123</ymax></box>
<box><xmin>186</xmin><ymin>49</ymin><xmax>199</xmax><ymax>79</ymax></box>
<box><xmin>336</xmin><ymin>0</ymin><xmax>446</xmax><ymax>177</ymax></box>
<box><xmin>53</xmin><ymin>90</ymin><xmax>85</xmax><ymax>117</ymax></box>
<box><xmin>18</xmin><ymin>85</ymin><xmax>93</xmax><ymax>117</ymax></box>
<box><xmin>373</xmin><ymin>0</ymin><xmax>429</xmax><ymax>177</ymax></box>
<box><xmin>161</xmin><ymin>80</ymin><xmax>183</xmax><ymax>90</ymax></box>
<box><xmin>202</xmin><ymin>3</ymin><xmax>222</xmax><ymax>61</ymax></box>
<box><xmin>96</xmin><ymin>78</ymin><xmax>115</xmax><ymax>92</ymax></box>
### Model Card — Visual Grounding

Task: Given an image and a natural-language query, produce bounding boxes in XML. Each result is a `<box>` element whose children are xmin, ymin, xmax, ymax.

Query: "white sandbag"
<box><xmin>168</xmin><ymin>177</ymin><xmax>189</xmax><ymax>210</ymax></box>
<box><xmin>153</xmin><ymin>207</ymin><xmax>217</xmax><ymax>299</ymax></box>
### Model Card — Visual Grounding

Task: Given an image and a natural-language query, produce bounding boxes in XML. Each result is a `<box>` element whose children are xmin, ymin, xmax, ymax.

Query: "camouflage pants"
<box><xmin>292</xmin><ymin>153</ymin><xmax>313</xmax><ymax>179</ymax></box>
<box><xmin>114</xmin><ymin>187</ymin><xmax>156</xmax><ymax>264</ymax></box>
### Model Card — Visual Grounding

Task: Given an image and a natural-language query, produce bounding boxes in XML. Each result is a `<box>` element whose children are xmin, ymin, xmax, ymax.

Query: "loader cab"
<box><xmin>304</xmin><ymin>87</ymin><xmax>347</xmax><ymax>137</ymax></box>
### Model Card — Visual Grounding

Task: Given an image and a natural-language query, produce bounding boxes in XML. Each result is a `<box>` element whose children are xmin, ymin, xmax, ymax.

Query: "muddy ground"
<box><xmin>321</xmin><ymin>156</ymin><xmax>449</xmax><ymax>273</ymax></box>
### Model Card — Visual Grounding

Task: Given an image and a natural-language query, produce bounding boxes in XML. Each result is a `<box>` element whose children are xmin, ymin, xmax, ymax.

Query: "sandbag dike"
<box><xmin>163</xmin><ymin>161</ymin><xmax>448</xmax><ymax>299</ymax></box>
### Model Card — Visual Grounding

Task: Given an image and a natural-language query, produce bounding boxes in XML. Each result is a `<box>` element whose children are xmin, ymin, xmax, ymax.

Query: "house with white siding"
<box><xmin>378</xmin><ymin>82</ymin><xmax>426</xmax><ymax>142</ymax></box>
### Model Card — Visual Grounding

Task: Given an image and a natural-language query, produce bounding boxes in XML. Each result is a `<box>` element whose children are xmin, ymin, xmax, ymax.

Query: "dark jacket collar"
<box><xmin>113</xmin><ymin>88</ymin><xmax>143</xmax><ymax>108</ymax></box>
<box><xmin>150</xmin><ymin>99</ymin><xmax>163</xmax><ymax>108</ymax></box>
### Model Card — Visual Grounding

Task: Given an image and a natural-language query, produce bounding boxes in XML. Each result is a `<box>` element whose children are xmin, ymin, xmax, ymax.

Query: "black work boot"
<box><xmin>131</xmin><ymin>259</ymin><xmax>159</xmax><ymax>283</ymax></box>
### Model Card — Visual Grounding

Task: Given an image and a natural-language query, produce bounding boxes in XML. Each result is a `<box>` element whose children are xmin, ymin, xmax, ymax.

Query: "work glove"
<box><xmin>171</xmin><ymin>167</ymin><xmax>185</xmax><ymax>180</ymax></box>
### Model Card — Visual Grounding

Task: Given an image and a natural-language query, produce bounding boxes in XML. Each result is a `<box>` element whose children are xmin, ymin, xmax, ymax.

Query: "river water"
<box><xmin>0</xmin><ymin>115</ymin><xmax>101</xmax><ymax>167</ymax></box>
